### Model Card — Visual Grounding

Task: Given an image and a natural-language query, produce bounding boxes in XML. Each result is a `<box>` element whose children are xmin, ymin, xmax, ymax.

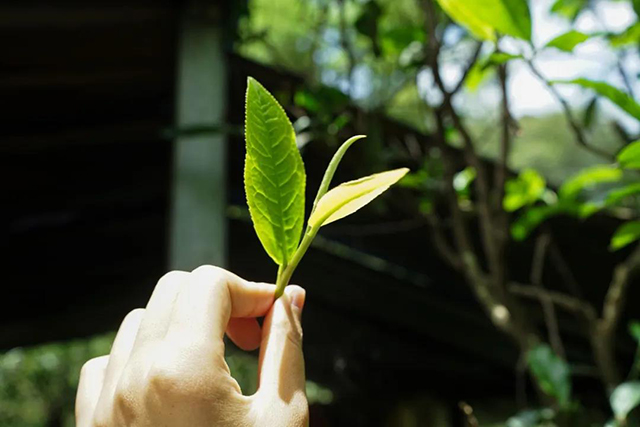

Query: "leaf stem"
<box><xmin>275</xmin><ymin>226</ymin><xmax>319</xmax><ymax>298</ymax></box>
<box><xmin>311</xmin><ymin>135</ymin><xmax>366</xmax><ymax>214</ymax></box>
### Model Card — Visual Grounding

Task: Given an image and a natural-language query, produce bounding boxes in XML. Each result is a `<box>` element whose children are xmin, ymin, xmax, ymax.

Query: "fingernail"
<box><xmin>288</xmin><ymin>286</ymin><xmax>306</xmax><ymax>313</ymax></box>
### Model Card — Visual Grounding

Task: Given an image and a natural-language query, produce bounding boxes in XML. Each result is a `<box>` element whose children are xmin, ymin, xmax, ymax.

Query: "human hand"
<box><xmin>76</xmin><ymin>265</ymin><xmax>308</xmax><ymax>427</ymax></box>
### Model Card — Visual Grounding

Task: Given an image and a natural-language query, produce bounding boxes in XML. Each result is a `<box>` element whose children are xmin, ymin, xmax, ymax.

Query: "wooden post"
<box><xmin>169</xmin><ymin>1</ymin><xmax>227</xmax><ymax>270</ymax></box>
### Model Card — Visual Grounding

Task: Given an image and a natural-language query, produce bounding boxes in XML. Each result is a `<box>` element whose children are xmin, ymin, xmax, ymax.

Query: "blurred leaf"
<box><xmin>511</xmin><ymin>205</ymin><xmax>560</xmax><ymax>241</ymax></box>
<box><xmin>380</xmin><ymin>26</ymin><xmax>426</xmax><ymax>57</ymax></box>
<box><xmin>606</xmin><ymin>183</ymin><xmax>640</xmax><ymax>206</ymax></box>
<box><xmin>610</xmin><ymin>381</ymin><xmax>640</xmax><ymax>421</ymax></box>
<box><xmin>583</xmin><ymin>97</ymin><xmax>598</xmax><ymax>130</ymax></box>
<box><xmin>309</xmin><ymin>169</ymin><xmax>409</xmax><ymax>228</ymax></box>
<box><xmin>466</xmin><ymin>60</ymin><xmax>496</xmax><ymax>91</ymax></box>
<box><xmin>453</xmin><ymin>166</ymin><xmax>477</xmax><ymax>196</ymax></box>
<box><xmin>630</xmin><ymin>321</ymin><xmax>640</xmax><ymax>343</ymax></box>
<box><xmin>527</xmin><ymin>344</ymin><xmax>572</xmax><ymax>408</ymax></box>
<box><xmin>245</xmin><ymin>77</ymin><xmax>306</xmax><ymax>266</ymax></box>
<box><xmin>436</xmin><ymin>0</ymin><xmax>532</xmax><ymax>41</ymax></box>
<box><xmin>545</xmin><ymin>30</ymin><xmax>590</xmax><ymax>52</ymax></box>
<box><xmin>553</xmin><ymin>79</ymin><xmax>640</xmax><ymax>121</ymax></box>
<box><xmin>609</xmin><ymin>22</ymin><xmax>640</xmax><ymax>48</ymax></box>
<box><xmin>618</xmin><ymin>140</ymin><xmax>640</xmax><ymax>170</ymax></box>
<box><xmin>550</xmin><ymin>0</ymin><xmax>588</xmax><ymax>21</ymax></box>
<box><xmin>559</xmin><ymin>165</ymin><xmax>623</xmax><ymax>200</ymax></box>
<box><xmin>503</xmin><ymin>169</ymin><xmax>546</xmax><ymax>211</ymax></box>
<box><xmin>610</xmin><ymin>221</ymin><xmax>640</xmax><ymax>251</ymax></box>
<box><xmin>483</xmin><ymin>52</ymin><xmax>524</xmax><ymax>69</ymax></box>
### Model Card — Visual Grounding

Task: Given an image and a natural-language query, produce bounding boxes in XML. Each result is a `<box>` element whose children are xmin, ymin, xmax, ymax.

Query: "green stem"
<box><xmin>311</xmin><ymin>135</ymin><xmax>366</xmax><ymax>214</ymax></box>
<box><xmin>274</xmin><ymin>226</ymin><xmax>319</xmax><ymax>298</ymax></box>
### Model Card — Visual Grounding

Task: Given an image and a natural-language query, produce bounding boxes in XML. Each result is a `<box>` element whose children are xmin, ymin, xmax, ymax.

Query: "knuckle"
<box><xmin>80</xmin><ymin>355</ymin><xmax>108</xmax><ymax>378</ymax></box>
<box><xmin>157</xmin><ymin>270</ymin><xmax>188</xmax><ymax>289</ymax></box>
<box><xmin>192</xmin><ymin>265</ymin><xmax>229</xmax><ymax>283</ymax></box>
<box><xmin>113</xmin><ymin>381</ymin><xmax>138</xmax><ymax>420</ymax></box>
<box><xmin>122</xmin><ymin>308</ymin><xmax>145</xmax><ymax>326</ymax></box>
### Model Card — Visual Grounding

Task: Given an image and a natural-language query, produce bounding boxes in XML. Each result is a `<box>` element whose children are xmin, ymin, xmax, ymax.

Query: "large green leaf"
<box><xmin>245</xmin><ymin>77</ymin><xmax>306</xmax><ymax>266</ymax></box>
<box><xmin>545</xmin><ymin>30</ymin><xmax>590</xmax><ymax>52</ymax></box>
<box><xmin>309</xmin><ymin>169</ymin><xmax>409</xmax><ymax>228</ymax></box>
<box><xmin>527</xmin><ymin>344</ymin><xmax>572</xmax><ymax>408</ymax></box>
<box><xmin>503</xmin><ymin>169</ymin><xmax>546</xmax><ymax>212</ymax></box>
<box><xmin>630</xmin><ymin>321</ymin><xmax>640</xmax><ymax>343</ymax></box>
<box><xmin>436</xmin><ymin>0</ymin><xmax>532</xmax><ymax>41</ymax></box>
<box><xmin>554</xmin><ymin>79</ymin><xmax>640</xmax><ymax>121</ymax></box>
<box><xmin>610</xmin><ymin>382</ymin><xmax>640</xmax><ymax>421</ymax></box>
<box><xmin>559</xmin><ymin>165</ymin><xmax>623</xmax><ymax>200</ymax></box>
<box><xmin>618</xmin><ymin>140</ymin><xmax>640</xmax><ymax>170</ymax></box>
<box><xmin>610</xmin><ymin>221</ymin><xmax>640</xmax><ymax>251</ymax></box>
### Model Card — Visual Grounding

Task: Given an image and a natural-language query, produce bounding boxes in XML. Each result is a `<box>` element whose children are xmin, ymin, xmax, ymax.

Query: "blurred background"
<box><xmin>2</xmin><ymin>0</ymin><xmax>640</xmax><ymax>425</ymax></box>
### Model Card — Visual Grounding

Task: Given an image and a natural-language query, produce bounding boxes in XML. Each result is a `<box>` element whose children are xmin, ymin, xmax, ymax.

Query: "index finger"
<box><xmin>164</xmin><ymin>265</ymin><xmax>275</xmax><ymax>351</ymax></box>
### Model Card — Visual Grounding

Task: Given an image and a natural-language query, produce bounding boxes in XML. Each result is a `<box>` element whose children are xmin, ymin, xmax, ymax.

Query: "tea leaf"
<box><xmin>244</xmin><ymin>77</ymin><xmax>306</xmax><ymax>266</ymax></box>
<box><xmin>309</xmin><ymin>168</ymin><xmax>409</xmax><ymax>228</ymax></box>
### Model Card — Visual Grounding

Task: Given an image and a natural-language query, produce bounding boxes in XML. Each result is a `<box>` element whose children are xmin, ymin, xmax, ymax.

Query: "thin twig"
<box><xmin>509</xmin><ymin>282</ymin><xmax>597</xmax><ymax>323</ymax></box>
<box><xmin>525</xmin><ymin>59</ymin><xmax>615</xmax><ymax>161</ymax></box>
<box><xmin>531</xmin><ymin>234</ymin><xmax>566</xmax><ymax>359</ymax></box>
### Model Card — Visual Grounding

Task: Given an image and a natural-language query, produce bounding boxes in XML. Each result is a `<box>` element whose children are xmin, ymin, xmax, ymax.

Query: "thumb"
<box><xmin>255</xmin><ymin>285</ymin><xmax>307</xmax><ymax>416</ymax></box>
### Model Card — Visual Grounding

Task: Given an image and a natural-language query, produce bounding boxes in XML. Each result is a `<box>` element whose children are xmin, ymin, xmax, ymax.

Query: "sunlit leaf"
<box><xmin>559</xmin><ymin>165</ymin><xmax>623</xmax><ymax>200</ymax></box>
<box><xmin>618</xmin><ymin>140</ymin><xmax>640</xmax><ymax>170</ymax></box>
<box><xmin>503</xmin><ymin>169</ymin><xmax>546</xmax><ymax>212</ymax></box>
<box><xmin>545</xmin><ymin>30</ymin><xmax>590</xmax><ymax>52</ymax></box>
<box><xmin>453</xmin><ymin>166</ymin><xmax>477</xmax><ymax>196</ymax></box>
<box><xmin>527</xmin><ymin>344</ymin><xmax>572</xmax><ymax>408</ymax></box>
<box><xmin>606</xmin><ymin>183</ymin><xmax>640</xmax><ymax>206</ymax></box>
<box><xmin>610</xmin><ymin>382</ymin><xmax>640</xmax><ymax>421</ymax></box>
<box><xmin>436</xmin><ymin>0</ymin><xmax>532</xmax><ymax>41</ymax></box>
<box><xmin>245</xmin><ymin>77</ymin><xmax>306</xmax><ymax>265</ymax></box>
<box><xmin>309</xmin><ymin>169</ymin><xmax>409</xmax><ymax>228</ymax></box>
<box><xmin>511</xmin><ymin>205</ymin><xmax>561</xmax><ymax>241</ymax></box>
<box><xmin>554</xmin><ymin>79</ymin><xmax>640</xmax><ymax>121</ymax></box>
<box><xmin>609</xmin><ymin>22</ymin><xmax>640</xmax><ymax>48</ymax></box>
<box><xmin>610</xmin><ymin>221</ymin><xmax>640</xmax><ymax>251</ymax></box>
<box><xmin>550</xmin><ymin>0</ymin><xmax>588</xmax><ymax>21</ymax></box>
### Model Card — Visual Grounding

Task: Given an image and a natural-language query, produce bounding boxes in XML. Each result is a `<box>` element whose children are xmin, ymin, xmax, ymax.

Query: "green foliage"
<box><xmin>245</xmin><ymin>77</ymin><xmax>306</xmax><ymax>266</ymax></box>
<box><xmin>609</xmin><ymin>22</ymin><xmax>640</xmax><ymax>47</ymax></box>
<box><xmin>436</xmin><ymin>0</ymin><xmax>532</xmax><ymax>41</ymax></box>
<box><xmin>606</xmin><ymin>183</ymin><xmax>640</xmax><ymax>206</ymax></box>
<box><xmin>545</xmin><ymin>30</ymin><xmax>591</xmax><ymax>52</ymax></box>
<box><xmin>550</xmin><ymin>0</ymin><xmax>588</xmax><ymax>21</ymax></box>
<box><xmin>610</xmin><ymin>382</ymin><xmax>640</xmax><ymax>422</ymax></box>
<box><xmin>503</xmin><ymin>169</ymin><xmax>546</xmax><ymax>212</ymax></box>
<box><xmin>559</xmin><ymin>165</ymin><xmax>623</xmax><ymax>200</ymax></box>
<box><xmin>618</xmin><ymin>140</ymin><xmax>640</xmax><ymax>170</ymax></box>
<box><xmin>554</xmin><ymin>79</ymin><xmax>640</xmax><ymax>121</ymax></box>
<box><xmin>610</xmin><ymin>221</ymin><xmax>640</xmax><ymax>251</ymax></box>
<box><xmin>527</xmin><ymin>344</ymin><xmax>572</xmax><ymax>408</ymax></box>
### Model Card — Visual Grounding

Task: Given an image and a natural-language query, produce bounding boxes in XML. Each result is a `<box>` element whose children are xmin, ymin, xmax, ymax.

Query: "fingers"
<box><xmin>257</xmin><ymin>285</ymin><xmax>306</xmax><ymax>400</ymax></box>
<box><xmin>226</xmin><ymin>317</ymin><xmax>263</xmax><ymax>351</ymax></box>
<box><xmin>76</xmin><ymin>355</ymin><xmax>109</xmax><ymax>427</ymax></box>
<box><xmin>92</xmin><ymin>308</ymin><xmax>144</xmax><ymax>423</ymax></box>
<box><xmin>164</xmin><ymin>265</ymin><xmax>275</xmax><ymax>354</ymax></box>
<box><xmin>129</xmin><ymin>271</ymin><xmax>187</xmax><ymax>357</ymax></box>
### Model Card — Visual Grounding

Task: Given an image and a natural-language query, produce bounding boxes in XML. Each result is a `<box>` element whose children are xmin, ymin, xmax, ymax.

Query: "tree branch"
<box><xmin>525</xmin><ymin>59</ymin><xmax>615</xmax><ymax>161</ymax></box>
<box><xmin>509</xmin><ymin>283</ymin><xmax>597</xmax><ymax>324</ymax></box>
